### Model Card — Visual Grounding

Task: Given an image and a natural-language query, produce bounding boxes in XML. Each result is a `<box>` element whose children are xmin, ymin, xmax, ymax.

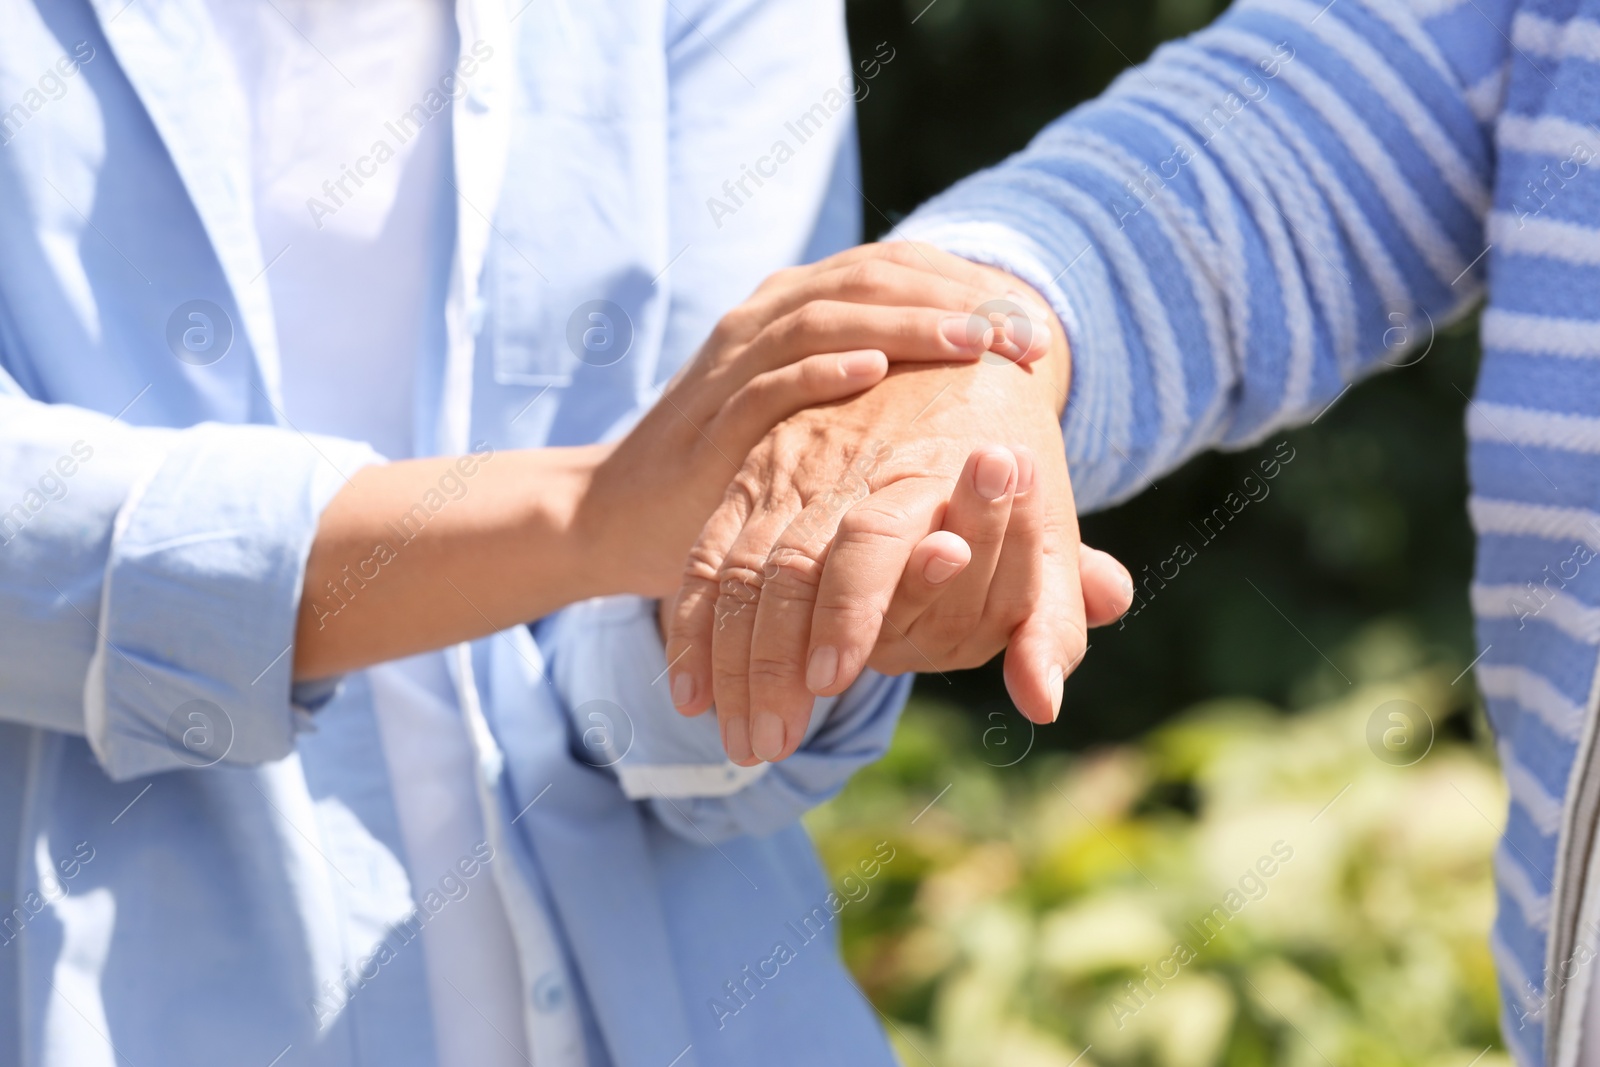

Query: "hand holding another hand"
<box><xmin>574</xmin><ymin>250</ymin><xmax>1024</xmax><ymax>598</ymax></box>
<box><xmin>664</xmin><ymin>243</ymin><xmax>1134</xmax><ymax>765</ymax></box>
<box><xmin>296</xmin><ymin>248</ymin><xmax>1014</xmax><ymax>679</ymax></box>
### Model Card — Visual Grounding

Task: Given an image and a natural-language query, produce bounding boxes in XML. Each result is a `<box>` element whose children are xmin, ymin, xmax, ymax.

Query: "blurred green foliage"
<box><xmin>844</xmin><ymin>0</ymin><xmax>1483</xmax><ymax>745</ymax></box>
<box><xmin>810</xmin><ymin>656</ymin><xmax>1506</xmax><ymax>1066</ymax></box>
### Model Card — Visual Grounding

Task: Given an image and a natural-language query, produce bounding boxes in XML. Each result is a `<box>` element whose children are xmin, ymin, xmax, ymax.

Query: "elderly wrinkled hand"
<box><xmin>664</xmin><ymin>243</ymin><xmax>1133</xmax><ymax>765</ymax></box>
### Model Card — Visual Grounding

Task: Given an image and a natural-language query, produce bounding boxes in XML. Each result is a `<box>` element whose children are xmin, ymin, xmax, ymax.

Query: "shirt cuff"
<box><xmin>540</xmin><ymin>595</ymin><xmax>910</xmax><ymax>841</ymax></box>
<box><xmin>541</xmin><ymin>596</ymin><xmax>820</xmax><ymax>790</ymax></box>
<box><xmin>85</xmin><ymin>422</ymin><xmax>382</xmax><ymax>781</ymax></box>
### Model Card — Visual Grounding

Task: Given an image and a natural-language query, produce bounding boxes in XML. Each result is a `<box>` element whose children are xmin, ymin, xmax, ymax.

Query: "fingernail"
<box><xmin>1049</xmin><ymin>663</ymin><xmax>1065</xmax><ymax>723</ymax></box>
<box><xmin>974</xmin><ymin>450</ymin><xmax>1014</xmax><ymax>501</ymax></box>
<box><xmin>1014</xmin><ymin>447</ymin><xmax>1037</xmax><ymax>496</ymax></box>
<box><xmin>750</xmin><ymin>711</ymin><xmax>786</xmax><ymax>762</ymax></box>
<box><xmin>671</xmin><ymin>672</ymin><xmax>695</xmax><ymax>709</ymax></box>
<box><xmin>941</xmin><ymin>314</ymin><xmax>988</xmax><ymax>352</ymax></box>
<box><xmin>923</xmin><ymin>555</ymin><xmax>963</xmax><ymax>585</ymax></box>
<box><xmin>1005</xmin><ymin>290</ymin><xmax>1053</xmax><ymax>351</ymax></box>
<box><xmin>840</xmin><ymin>350</ymin><xmax>885</xmax><ymax>378</ymax></box>
<box><xmin>807</xmin><ymin>645</ymin><xmax>839</xmax><ymax>693</ymax></box>
<box><xmin>994</xmin><ymin>314</ymin><xmax>1028</xmax><ymax>360</ymax></box>
<box><xmin>724</xmin><ymin>714</ymin><xmax>753</xmax><ymax>763</ymax></box>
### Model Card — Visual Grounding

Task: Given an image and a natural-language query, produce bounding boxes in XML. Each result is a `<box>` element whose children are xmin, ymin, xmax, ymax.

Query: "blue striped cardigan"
<box><xmin>904</xmin><ymin>1</ymin><xmax>1600</xmax><ymax>1063</ymax></box>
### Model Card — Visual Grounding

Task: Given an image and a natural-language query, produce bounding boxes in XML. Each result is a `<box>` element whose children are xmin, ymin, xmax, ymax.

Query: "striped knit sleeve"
<box><xmin>901</xmin><ymin>0</ymin><xmax>1513</xmax><ymax>512</ymax></box>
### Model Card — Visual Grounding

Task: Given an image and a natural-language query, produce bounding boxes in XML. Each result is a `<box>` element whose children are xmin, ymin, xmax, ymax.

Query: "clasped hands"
<box><xmin>295</xmin><ymin>241</ymin><xmax>1133</xmax><ymax>740</ymax></box>
<box><xmin>643</xmin><ymin>243</ymin><xmax>1134</xmax><ymax>765</ymax></box>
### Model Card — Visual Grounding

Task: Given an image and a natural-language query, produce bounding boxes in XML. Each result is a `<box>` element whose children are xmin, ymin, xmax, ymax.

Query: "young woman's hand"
<box><xmin>572</xmin><ymin>260</ymin><xmax>1047</xmax><ymax>599</ymax></box>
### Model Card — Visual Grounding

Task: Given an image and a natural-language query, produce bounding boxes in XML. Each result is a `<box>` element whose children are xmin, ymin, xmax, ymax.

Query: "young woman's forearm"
<box><xmin>292</xmin><ymin>445</ymin><xmax>612</xmax><ymax>681</ymax></box>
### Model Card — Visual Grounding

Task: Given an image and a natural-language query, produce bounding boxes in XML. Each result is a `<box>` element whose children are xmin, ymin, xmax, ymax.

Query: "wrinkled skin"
<box><xmin>666</xmin><ymin>242</ymin><xmax>1125</xmax><ymax>765</ymax></box>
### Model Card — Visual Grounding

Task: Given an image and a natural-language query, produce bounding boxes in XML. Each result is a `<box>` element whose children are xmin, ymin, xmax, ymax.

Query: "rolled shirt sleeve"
<box><xmin>540</xmin><ymin>596</ymin><xmax>911</xmax><ymax>844</ymax></box>
<box><xmin>0</xmin><ymin>388</ymin><xmax>381</xmax><ymax>780</ymax></box>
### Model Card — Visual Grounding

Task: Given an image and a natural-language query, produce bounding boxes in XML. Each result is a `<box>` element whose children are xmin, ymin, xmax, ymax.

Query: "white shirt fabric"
<box><xmin>200</xmin><ymin>3</ymin><xmax>530</xmax><ymax>1065</ymax></box>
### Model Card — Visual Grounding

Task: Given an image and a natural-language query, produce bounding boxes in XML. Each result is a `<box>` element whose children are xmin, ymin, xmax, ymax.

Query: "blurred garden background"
<box><xmin>811</xmin><ymin>1</ymin><xmax>1507</xmax><ymax>1064</ymax></box>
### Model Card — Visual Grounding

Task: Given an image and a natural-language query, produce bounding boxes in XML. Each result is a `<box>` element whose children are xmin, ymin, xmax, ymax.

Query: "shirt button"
<box><xmin>533</xmin><ymin>971</ymin><xmax>566</xmax><ymax>1013</ymax></box>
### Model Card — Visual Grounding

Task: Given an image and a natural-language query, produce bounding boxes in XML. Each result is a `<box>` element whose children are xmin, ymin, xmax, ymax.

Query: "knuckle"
<box><xmin>837</xmin><ymin>498</ymin><xmax>916</xmax><ymax>542</ymax></box>
<box><xmin>721</xmin><ymin>377</ymin><xmax>766</xmax><ymax>425</ymax></box>
<box><xmin>764</xmin><ymin>265</ymin><xmax>803</xmax><ymax>291</ymax></box>
<box><xmin>827</xmin><ymin>245</ymin><xmax>870</xmax><ymax>268</ymax></box>
<box><xmin>682</xmin><ymin>545</ymin><xmax>725</xmax><ymax>584</ymax></box>
<box><xmin>746</xmin><ymin>655</ymin><xmax>801</xmax><ymax>687</ymax></box>
<box><xmin>788</xmin><ymin>301</ymin><xmax>835</xmax><ymax>341</ymax></box>
<box><xmin>873</xmin><ymin>241</ymin><xmax>919</xmax><ymax>267</ymax></box>
<box><xmin>748</xmin><ymin>268</ymin><xmax>799</xmax><ymax>306</ymax></box>
<box><xmin>715</xmin><ymin>559</ymin><xmax>765</xmax><ymax>598</ymax></box>
<box><xmin>746</xmin><ymin>320</ymin><xmax>785</xmax><ymax>362</ymax></box>
<box><xmin>815</xmin><ymin>587</ymin><xmax>883</xmax><ymax>631</ymax></box>
<box><xmin>729</xmin><ymin>467</ymin><xmax>767</xmax><ymax>504</ymax></box>
<box><xmin>839</xmin><ymin>260</ymin><xmax>889</xmax><ymax>297</ymax></box>
<box><xmin>792</xmin><ymin>357</ymin><xmax>827</xmax><ymax>392</ymax></box>
<box><xmin>712</xmin><ymin>562</ymin><xmax>764</xmax><ymax>624</ymax></box>
<box><xmin>709</xmin><ymin>311</ymin><xmax>740</xmax><ymax>347</ymax></box>
<box><xmin>961</xmin><ymin>519</ymin><xmax>1009</xmax><ymax>553</ymax></box>
<box><xmin>761</xmin><ymin>547</ymin><xmax>824</xmax><ymax>601</ymax></box>
<box><xmin>708</xmin><ymin>665</ymin><xmax>748</xmax><ymax>703</ymax></box>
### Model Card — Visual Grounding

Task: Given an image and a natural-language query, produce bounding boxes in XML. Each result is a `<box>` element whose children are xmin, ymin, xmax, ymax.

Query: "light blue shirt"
<box><xmin>0</xmin><ymin>0</ymin><xmax>908</xmax><ymax>1064</ymax></box>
